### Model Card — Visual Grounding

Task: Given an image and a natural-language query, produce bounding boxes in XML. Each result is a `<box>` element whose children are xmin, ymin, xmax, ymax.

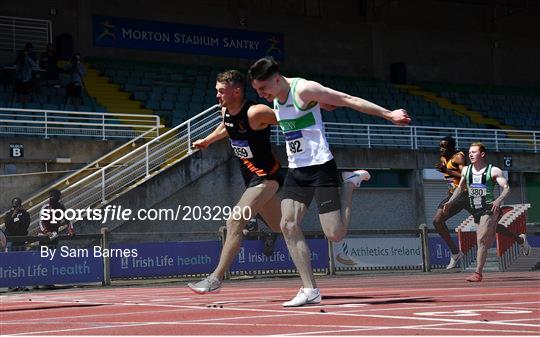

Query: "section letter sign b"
<box><xmin>10</xmin><ymin>144</ymin><xmax>24</xmax><ymax>158</ymax></box>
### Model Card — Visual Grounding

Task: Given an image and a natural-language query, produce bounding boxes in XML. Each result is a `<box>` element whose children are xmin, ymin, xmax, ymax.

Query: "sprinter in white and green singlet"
<box><xmin>248</xmin><ymin>57</ymin><xmax>411</xmax><ymax>307</ymax></box>
<box><xmin>443</xmin><ymin>142</ymin><xmax>512</xmax><ymax>282</ymax></box>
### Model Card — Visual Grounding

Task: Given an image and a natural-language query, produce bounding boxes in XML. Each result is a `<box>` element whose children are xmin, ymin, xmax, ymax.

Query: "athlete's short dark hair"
<box><xmin>247</xmin><ymin>57</ymin><xmax>279</xmax><ymax>82</ymax></box>
<box><xmin>216</xmin><ymin>70</ymin><xmax>245</xmax><ymax>90</ymax></box>
<box><xmin>440</xmin><ymin>136</ymin><xmax>456</xmax><ymax>149</ymax></box>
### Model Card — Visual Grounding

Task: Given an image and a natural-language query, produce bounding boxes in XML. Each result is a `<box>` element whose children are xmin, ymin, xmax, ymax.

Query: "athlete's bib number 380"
<box><xmin>470</xmin><ymin>188</ymin><xmax>486</xmax><ymax>196</ymax></box>
<box><xmin>470</xmin><ymin>183</ymin><xmax>487</xmax><ymax>209</ymax></box>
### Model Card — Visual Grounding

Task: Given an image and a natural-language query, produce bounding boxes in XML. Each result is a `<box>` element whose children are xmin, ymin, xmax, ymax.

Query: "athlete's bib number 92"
<box><xmin>288</xmin><ymin>139</ymin><xmax>303</xmax><ymax>154</ymax></box>
<box><xmin>284</xmin><ymin>131</ymin><xmax>305</xmax><ymax>156</ymax></box>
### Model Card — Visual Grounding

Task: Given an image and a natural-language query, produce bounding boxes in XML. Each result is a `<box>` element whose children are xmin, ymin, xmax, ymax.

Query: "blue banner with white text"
<box><xmin>93</xmin><ymin>15</ymin><xmax>284</xmax><ymax>60</ymax></box>
<box><xmin>230</xmin><ymin>238</ymin><xmax>328</xmax><ymax>272</ymax></box>
<box><xmin>0</xmin><ymin>250</ymin><xmax>103</xmax><ymax>287</ymax></box>
<box><xmin>429</xmin><ymin>235</ymin><xmax>459</xmax><ymax>268</ymax></box>
<box><xmin>110</xmin><ymin>241</ymin><xmax>221</xmax><ymax>278</ymax></box>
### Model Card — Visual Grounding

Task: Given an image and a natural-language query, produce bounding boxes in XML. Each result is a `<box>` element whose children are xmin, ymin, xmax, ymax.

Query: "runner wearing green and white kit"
<box><xmin>443</xmin><ymin>142</ymin><xmax>519</xmax><ymax>282</ymax></box>
<box><xmin>248</xmin><ymin>57</ymin><xmax>411</xmax><ymax>307</ymax></box>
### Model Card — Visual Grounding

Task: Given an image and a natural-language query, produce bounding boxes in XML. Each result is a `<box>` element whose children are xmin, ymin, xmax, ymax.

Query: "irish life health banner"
<box><xmin>109</xmin><ymin>241</ymin><xmax>221</xmax><ymax>278</ymax></box>
<box><xmin>230</xmin><ymin>238</ymin><xmax>328</xmax><ymax>272</ymax></box>
<box><xmin>0</xmin><ymin>251</ymin><xmax>103</xmax><ymax>287</ymax></box>
<box><xmin>93</xmin><ymin>15</ymin><xmax>284</xmax><ymax>60</ymax></box>
<box><xmin>333</xmin><ymin>237</ymin><xmax>423</xmax><ymax>269</ymax></box>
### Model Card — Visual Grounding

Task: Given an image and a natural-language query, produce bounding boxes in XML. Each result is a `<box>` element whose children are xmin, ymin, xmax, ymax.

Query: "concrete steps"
<box><xmin>466</xmin><ymin>248</ymin><xmax>501</xmax><ymax>272</ymax></box>
<box><xmin>505</xmin><ymin>247</ymin><xmax>540</xmax><ymax>272</ymax></box>
<box><xmin>465</xmin><ymin>246</ymin><xmax>540</xmax><ymax>272</ymax></box>
<box><xmin>83</xmin><ymin>62</ymin><xmax>162</xmax><ymax>134</ymax></box>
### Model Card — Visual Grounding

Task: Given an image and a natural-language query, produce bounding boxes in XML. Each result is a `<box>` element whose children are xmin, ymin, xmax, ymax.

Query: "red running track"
<box><xmin>1</xmin><ymin>271</ymin><xmax>539</xmax><ymax>335</ymax></box>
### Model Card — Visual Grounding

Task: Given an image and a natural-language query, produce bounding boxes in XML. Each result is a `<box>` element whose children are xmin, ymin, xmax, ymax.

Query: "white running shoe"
<box><xmin>519</xmin><ymin>234</ymin><xmax>531</xmax><ymax>256</ymax></box>
<box><xmin>446</xmin><ymin>251</ymin><xmax>464</xmax><ymax>269</ymax></box>
<box><xmin>342</xmin><ymin>170</ymin><xmax>371</xmax><ymax>188</ymax></box>
<box><xmin>283</xmin><ymin>287</ymin><xmax>321</xmax><ymax>307</ymax></box>
<box><xmin>188</xmin><ymin>275</ymin><xmax>222</xmax><ymax>294</ymax></box>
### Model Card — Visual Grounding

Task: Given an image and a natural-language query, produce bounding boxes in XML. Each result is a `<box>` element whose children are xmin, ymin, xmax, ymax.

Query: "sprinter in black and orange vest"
<box><xmin>187</xmin><ymin>70</ymin><xmax>283</xmax><ymax>294</ymax></box>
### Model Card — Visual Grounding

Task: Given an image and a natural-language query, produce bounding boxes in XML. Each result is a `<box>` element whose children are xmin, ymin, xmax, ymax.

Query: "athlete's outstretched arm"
<box><xmin>248</xmin><ymin>104</ymin><xmax>278</xmax><ymax>130</ymax></box>
<box><xmin>491</xmin><ymin>166</ymin><xmax>510</xmax><ymax>213</ymax></box>
<box><xmin>296</xmin><ymin>80</ymin><xmax>411</xmax><ymax>126</ymax></box>
<box><xmin>192</xmin><ymin>122</ymin><xmax>228</xmax><ymax>149</ymax></box>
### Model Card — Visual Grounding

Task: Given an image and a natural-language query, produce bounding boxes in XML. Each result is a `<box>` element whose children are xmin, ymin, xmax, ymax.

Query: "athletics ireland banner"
<box><xmin>93</xmin><ymin>15</ymin><xmax>284</xmax><ymax>60</ymax></box>
<box><xmin>333</xmin><ymin>237</ymin><xmax>423</xmax><ymax>270</ymax></box>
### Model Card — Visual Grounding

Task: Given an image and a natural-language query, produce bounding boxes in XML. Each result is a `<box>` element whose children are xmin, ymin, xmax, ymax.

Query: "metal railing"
<box><xmin>272</xmin><ymin>123</ymin><xmax>539</xmax><ymax>153</ymax></box>
<box><xmin>19</xmin><ymin>105</ymin><xmax>221</xmax><ymax>234</ymax></box>
<box><xmin>4</xmin><ymin>107</ymin><xmax>538</xmax><ymax>234</ymax></box>
<box><xmin>0</xmin><ymin>108</ymin><xmax>161</xmax><ymax>139</ymax></box>
<box><xmin>0</xmin><ymin>16</ymin><xmax>52</xmax><ymax>53</ymax></box>
<box><xmin>0</xmin><ymin>126</ymin><xmax>159</xmax><ymax>228</ymax></box>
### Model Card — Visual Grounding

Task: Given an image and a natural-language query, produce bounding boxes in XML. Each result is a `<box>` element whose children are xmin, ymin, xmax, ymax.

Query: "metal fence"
<box><xmin>19</xmin><ymin>104</ymin><xmax>221</xmax><ymax>234</ymax></box>
<box><xmin>272</xmin><ymin>123</ymin><xmax>539</xmax><ymax>153</ymax></box>
<box><xmin>0</xmin><ymin>108</ymin><xmax>161</xmax><ymax>139</ymax></box>
<box><xmin>0</xmin><ymin>16</ymin><xmax>52</xmax><ymax>53</ymax></box>
<box><xmin>0</xmin><ymin>125</ymin><xmax>160</xmax><ymax>230</ymax></box>
<box><xmin>3</xmin><ymin>105</ymin><xmax>539</xmax><ymax>235</ymax></box>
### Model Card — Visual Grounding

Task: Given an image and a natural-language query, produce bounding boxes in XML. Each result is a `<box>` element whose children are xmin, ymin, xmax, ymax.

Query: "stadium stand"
<box><xmin>415</xmin><ymin>81</ymin><xmax>540</xmax><ymax>130</ymax></box>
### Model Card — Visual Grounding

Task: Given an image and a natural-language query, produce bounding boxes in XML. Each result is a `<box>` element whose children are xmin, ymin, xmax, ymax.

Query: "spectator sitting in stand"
<box><xmin>39</xmin><ymin>189</ymin><xmax>74</xmax><ymax>238</ymax></box>
<box><xmin>40</xmin><ymin>43</ymin><xmax>59</xmax><ymax>80</ymax></box>
<box><xmin>37</xmin><ymin>189</ymin><xmax>74</xmax><ymax>290</ymax></box>
<box><xmin>12</xmin><ymin>45</ymin><xmax>38</xmax><ymax>103</ymax></box>
<box><xmin>63</xmin><ymin>53</ymin><xmax>86</xmax><ymax>107</ymax></box>
<box><xmin>5</xmin><ymin>197</ymin><xmax>30</xmax><ymax>291</ymax></box>
<box><xmin>5</xmin><ymin>197</ymin><xmax>30</xmax><ymax>251</ymax></box>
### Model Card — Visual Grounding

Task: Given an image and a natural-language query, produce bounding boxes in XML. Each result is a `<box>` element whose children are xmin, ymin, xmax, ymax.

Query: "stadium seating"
<box><xmin>417</xmin><ymin>81</ymin><xmax>540</xmax><ymax>130</ymax></box>
<box><xmin>308</xmin><ymin>75</ymin><xmax>484</xmax><ymax>128</ymax></box>
<box><xmin>90</xmin><ymin>58</ymin><xmax>233</xmax><ymax>126</ymax></box>
<box><xmin>0</xmin><ymin>76</ymin><xmax>107</xmax><ymax>112</ymax></box>
<box><xmin>2</xmin><ymin>57</ymin><xmax>538</xmax><ymax>133</ymax></box>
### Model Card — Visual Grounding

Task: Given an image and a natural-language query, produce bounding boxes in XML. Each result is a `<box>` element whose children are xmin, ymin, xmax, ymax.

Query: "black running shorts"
<box><xmin>282</xmin><ymin>159</ymin><xmax>341</xmax><ymax>214</ymax></box>
<box><xmin>242</xmin><ymin>171</ymin><xmax>284</xmax><ymax>189</ymax></box>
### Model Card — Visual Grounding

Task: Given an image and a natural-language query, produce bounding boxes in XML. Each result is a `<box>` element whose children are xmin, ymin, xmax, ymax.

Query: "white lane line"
<box><xmin>4</xmin><ymin>296</ymin><xmax>540</xmax><ymax>335</ymax></box>
<box><xmin>278</xmin><ymin>317</ymin><xmax>540</xmax><ymax>336</ymax></box>
<box><xmin>4</xmin><ymin>280</ymin><xmax>537</xmax><ymax>304</ymax></box>
<box><xmin>208</xmin><ymin>290</ymin><xmax>540</xmax><ymax>309</ymax></box>
<box><xmin>8</xmin><ymin>315</ymin><xmax>535</xmax><ymax>336</ymax></box>
<box><xmin>355</xmin><ymin>313</ymin><xmax>540</xmax><ymax>327</ymax></box>
<box><xmin>2</xmin><ymin>295</ymin><xmax>539</xmax><ymax>327</ymax></box>
<box><xmin>4</xmin><ymin>285</ymin><xmax>537</xmax><ymax>309</ymax></box>
<box><xmin>7</xmin><ymin>322</ymin><xmax>165</xmax><ymax>336</ymax></box>
<box><xmin>280</xmin><ymin>325</ymin><xmax>539</xmax><ymax>336</ymax></box>
<box><xmin>2</xmin><ymin>297</ymin><xmax>539</xmax><ymax>336</ymax></box>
